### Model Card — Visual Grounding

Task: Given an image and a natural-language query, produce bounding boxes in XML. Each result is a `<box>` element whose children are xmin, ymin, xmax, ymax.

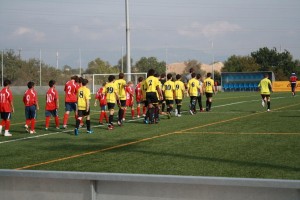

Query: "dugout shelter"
<box><xmin>221</xmin><ymin>71</ymin><xmax>275</xmax><ymax>92</ymax></box>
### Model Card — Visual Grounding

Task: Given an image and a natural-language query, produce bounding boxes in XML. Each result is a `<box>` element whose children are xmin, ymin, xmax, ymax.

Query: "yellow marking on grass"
<box><xmin>15</xmin><ymin>103</ymin><xmax>300</xmax><ymax>170</ymax></box>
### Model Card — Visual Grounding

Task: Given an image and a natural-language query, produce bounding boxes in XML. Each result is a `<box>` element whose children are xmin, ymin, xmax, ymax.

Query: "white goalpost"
<box><xmin>91</xmin><ymin>72</ymin><xmax>147</xmax><ymax>94</ymax></box>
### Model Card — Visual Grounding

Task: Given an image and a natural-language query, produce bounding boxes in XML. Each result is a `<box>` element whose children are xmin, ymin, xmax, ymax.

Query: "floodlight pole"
<box><xmin>1</xmin><ymin>50</ymin><xmax>3</xmax><ymax>87</ymax></box>
<box><xmin>125</xmin><ymin>0</ymin><xmax>131</xmax><ymax>81</ymax></box>
<box><xmin>39</xmin><ymin>49</ymin><xmax>42</xmax><ymax>86</ymax></box>
<box><xmin>211</xmin><ymin>40</ymin><xmax>215</xmax><ymax>80</ymax></box>
<box><xmin>79</xmin><ymin>48</ymin><xmax>82</xmax><ymax>75</ymax></box>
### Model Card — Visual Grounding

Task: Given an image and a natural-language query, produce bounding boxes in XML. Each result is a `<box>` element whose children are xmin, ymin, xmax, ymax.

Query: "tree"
<box><xmin>115</xmin><ymin>55</ymin><xmax>133</xmax><ymax>73</ymax></box>
<box><xmin>183</xmin><ymin>60</ymin><xmax>205</xmax><ymax>75</ymax></box>
<box><xmin>134</xmin><ymin>57</ymin><xmax>166</xmax><ymax>75</ymax></box>
<box><xmin>222</xmin><ymin>55</ymin><xmax>260</xmax><ymax>72</ymax></box>
<box><xmin>85</xmin><ymin>58</ymin><xmax>118</xmax><ymax>74</ymax></box>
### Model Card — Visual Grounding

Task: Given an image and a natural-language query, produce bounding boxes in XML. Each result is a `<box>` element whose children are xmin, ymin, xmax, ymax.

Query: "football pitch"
<box><xmin>0</xmin><ymin>91</ymin><xmax>299</xmax><ymax>180</ymax></box>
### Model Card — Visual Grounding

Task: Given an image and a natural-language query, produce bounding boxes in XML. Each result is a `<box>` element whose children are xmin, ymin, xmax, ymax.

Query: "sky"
<box><xmin>0</xmin><ymin>0</ymin><xmax>299</xmax><ymax>69</ymax></box>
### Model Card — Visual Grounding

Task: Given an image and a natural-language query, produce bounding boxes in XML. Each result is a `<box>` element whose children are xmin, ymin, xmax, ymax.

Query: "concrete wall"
<box><xmin>0</xmin><ymin>170</ymin><xmax>299</xmax><ymax>200</ymax></box>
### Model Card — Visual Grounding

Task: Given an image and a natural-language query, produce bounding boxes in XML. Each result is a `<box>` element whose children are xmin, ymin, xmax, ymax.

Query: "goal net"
<box><xmin>90</xmin><ymin>73</ymin><xmax>147</xmax><ymax>94</ymax></box>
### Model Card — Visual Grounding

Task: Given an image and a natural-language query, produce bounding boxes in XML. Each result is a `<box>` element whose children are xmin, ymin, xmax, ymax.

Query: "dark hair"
<box><xmin>176</xmin><ymin>74</ymin><xmax>181</xmax><ymax>80</ymax></box>
<box><xmin>189</xmin><ymin>68</ymin><xmax>194</xmax><ymax>73</ymax></box>
<box><xmin>264</xmin><ymin>73</ymin><xmax>269</xmax><ymax>78</ymax></box>
<box><xmin>27</xmin><ymin>81</ymin><xmax>35</xmax><ymax>89</ymax></box>
<box><xmin>207</xmin><ymin>72</ymin><xmax>212</xmax><ymax>77</ymax></box>
<box><xmin>138</xmin><ymin>77</ymin><xmax>144</xmax><ymax>82</ymax></box>
<box><xmin>71</xmin><ymin>75</ymin><xmax>79</xmax><ymax>83</ymax></box>
<box><xmin>191</xmin><ymin>72</ymin><xmax>196</xmax><ymax>78</ymax></box>
<box><xmin>119</xmin><ymin>73</ymin><xmax>124</xmax><ymax>79</ymax></box>
<box><xmin>147</xmin><ymin>69</ymin><xmax>155</xmax><ymax>77</ymax></box>
<box><xmin>78</xmin><ymin>77</ymin><xmax>84</xmax><ymax>84</ymax></box>
<box><xmin>196</xmin><ymin>73</ymin><xmax>201</xmax><ymax>79</ymax></box>
<box><xmin>154</xmin><ymin>73</ymin><xmax>159</xmax><ymax>78</ymax></box>
<box><xmin>167</xmin><ymin>73</ymin><xmax>172</xmax><ymax>80</ymax></box>
<box><xmin>81</xmin><ymin>78</ymin><xmax>88</xmax><ymax>86</ymax></box>
<box><xmin>160</xmin><ymin>73</ymin><xmax>166</xmax><ymax>78</ymax></box>
<box><xmin>3</xmin><ymin>79</ymin><xmax>11</xmax><ymax>87</ymax></box>
<box><xmin>49</xmin><ymin>80</ymin><xmax>56</xmax><ymax>87</ymax></box>
<box><xmin>108</xmin><ymin>75</ymin><xmax>115</xmax><ymax>82</ymax></box>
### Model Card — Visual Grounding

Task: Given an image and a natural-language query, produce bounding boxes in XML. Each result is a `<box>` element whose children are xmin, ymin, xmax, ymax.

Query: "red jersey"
<box><xmin>95</xmin><ymin>87</ymin><xmax>107</xmax><ymax>106</ymax></box>
<box><xmin>0</xmin><ymin>87</ymin><xmax>13</xmax><ymax>112</ymax></box>
<box><xmin>64</xmin><ymin>80</ymin><xmax>78</xmax><ymax>102</ymax></box>
<box><xmin>135</xmin><ymin>83</ymin><xmax>142</xmax><ymax>102</ymax></box>
<box><xmin>290</xmin><ymin>75</ymin><xmax>298</xmax><ymax>83</ymax></box>
<box><xmin>46</xmin><ymin>87</ymin><xmax>59</xmax><ymax>110</ymax></box>
<box><xmin>23</xmin><ymin>89</ymin><xmax>38</xmax><ymax>107</ymax></box>
<box><xmin>126</xmin><ymin>86</ymin><xmax>134</xmax><ymax>106</ymax></box>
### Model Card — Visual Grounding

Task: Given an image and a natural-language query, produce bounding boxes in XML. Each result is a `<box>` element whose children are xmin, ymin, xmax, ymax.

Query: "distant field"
<box><xmin>0</xmin><ymin>92</ymin><xmax>299</xmax><ymax>180</ymax></box>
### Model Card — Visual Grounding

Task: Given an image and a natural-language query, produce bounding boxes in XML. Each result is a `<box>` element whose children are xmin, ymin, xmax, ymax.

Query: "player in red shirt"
<box><xmin>135</xmin><ymin>77</ymin><xmax>145</xmax><ymax>118</ymax></box>
<box><xmin>94</xmin><ymin>82</ymin><xmax>108</xmax><ymax>124</ymax></box>
<box><xmin>23</xmin><ymin>81</ymin><xmax>39</xmax><ymax>134</ymax></box>
<box><xmin>45</xmin><ymin>80</ymin><xmax>60</xmax><ymax>130</ymax></box>
<box><xmin>62</xmin><ymin>75</ymin><xmax>79</xmax><ymax>128</ymax></box>
<box><xmin>0</xmin><ymin>80</ymin><xmax>14</xmax><ymax>137</ymax></box>
<box><xmin>124</xmin><ymin>81</ymin><xmax>135</xmax><ymax>120</ymax></box>
<box><xmin>290</xmin><ymin>72</ymin><xmax>298</xmax><ymax>96</ymax></box>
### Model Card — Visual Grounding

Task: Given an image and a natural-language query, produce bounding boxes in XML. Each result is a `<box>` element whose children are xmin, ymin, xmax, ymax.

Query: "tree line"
<box><xmin>1</xmin><ymin>47</ymin><xmax>299</xmax><ymax>85</ymax></box>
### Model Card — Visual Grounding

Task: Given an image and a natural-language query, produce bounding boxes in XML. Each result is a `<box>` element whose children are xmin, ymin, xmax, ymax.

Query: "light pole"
<box><xmin>211</xmin><ymin>40</ymin><xmax>215</xmax><ymax>80</ymax></box>
<box><xmin>125</xmin><ymin>0</ymin><xmax>131</xmax><ymax>80</ymax></box>
<box><xmin>1</xmin><ymin>50</ymin><xmax>3</xmax><ymax>87</ymax></box>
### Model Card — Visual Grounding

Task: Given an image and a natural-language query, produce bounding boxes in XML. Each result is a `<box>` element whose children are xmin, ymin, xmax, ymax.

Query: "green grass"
<box><xmin>0</xmin><ymin>91</ymin><xmax>299</xmax><ymax>180</ymax></box>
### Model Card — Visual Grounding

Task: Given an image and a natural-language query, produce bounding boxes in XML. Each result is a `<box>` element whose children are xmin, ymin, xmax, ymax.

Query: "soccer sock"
<box><xmin>209</xmin><ymin>102</ymin><xmax>212</xmax><ymax>110</ymax></box>
<box><xmin>63</xmin><ymin>113</ymin><xmax>69</xmax><ymax>125</ymax></box>
<box><xmin>104</xmin><ymin>112</ymin><xmax>108</xmax><ymax>122</ymax></box>
<box><xmin>5</xmin><ymin>120</ymin><xmax>10</xmax><ymax>131</ymax></box>
<box><xmin>86</xmin><ymin>120</ymin><xmax>91</xmax><ymax>131</ymax></box>
<box><xmin>267</xmin><ymin>102</ymin><xmax>270</xmax><ymax>109</ymax></box>
<box><xmin>99</xmin><ymin>111</ymin><xmax>104</xmax><ymax>122</ymax></box>
<box><xmin>177</xmin><ymin>105</ymin><xmax>181</xmax><ymax>114</ymax></box>
<box><xmin>55</xmin><ymin>116</ymin><xmax>60</xmax><ymax>127</ymax></box>
<box><xmin>1</xmin><ymin>120</ymin><xmax>5</xmax><ymax>126</ymax></box>
<box><xmin>123</xmin><ymin>108</ymin><xmax>127</xmax><ymax>119</ymax></box>
<box><xmin>131</xmin><ymin>109</ymin><xmax>135</xmax><ymax>118</ymax></box>
<box><xmin>206</xmin><ymin>100</ymin><xmax>209</xmax><ymax>109</ymax></box>
<box><xmin>26</xmin><ymin>119</ymin><xmax>30</xmax><ymax>126</ymax></box>
<box><xmin>45</xmin><ymin>116</ymin><xmax>50</xmax><ymax>128</ymax></box>
<box><xmin>155</xmin><ymin>106</ymin><xmax>159</xmax><ymax>119</ymax></box>
<box><xmin>162</xmin><ymin>102</ymin><xmax>166</xmax><ymax>112</ymax></box>
<box><xmin>137</xmin><ymin>107</ymin><xmax>140</xmax><ymax>116</ymax></box>
<box><xmin>31</xmin><ymin>119</ymin><xmax>35</xmax><ymax>131</ymax></box>
<box><xmin>75</xmin><ymin>119</ymin><xmax>80</xmax><ymax>129</ymax></box>
<box><xmin>143</xmin><ymin>106</ymin><xmax>146</xmax><ymax>114</ymax></box>
<box><xmin>109</xmin><ymin>115</ymin><xmax>113</xmax><ymax>125</ymax></box>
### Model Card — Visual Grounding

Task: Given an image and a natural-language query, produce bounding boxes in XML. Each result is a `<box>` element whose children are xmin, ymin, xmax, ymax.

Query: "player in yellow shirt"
<box><xmin>187</xmin><ymin>73</ymin><xmax>200</xmax><ymax>115</ymax></box>
<box><xmin>163</xmin><ymin>73</ymin><xmax>175</xmax><ymax>119</ymax></box>
<box><xmin>174</xmin><ymin>74</ymin><xmax>185</xmax><ymax>117</ymax></box>
<box><xmin>203</xmin><ymin>72</ymin><xmax>215</xmax><ymax>112</ymax></box>
<box><xmin>104</xmin><ymin>75</ymin><xmax>120</xmax><ymax>130</ymax></box>
<box><xmin>114</xmin><ymin>73</ymin><xmax>127</xmax><ymax>126</ymax></box>
<box><xmin>145</xmin><ymin>69</ymin><xmax>163</xmax><ymax>124</ymax></box>
<box><xmin>74</xmin><ymin>78</ymin><xmax>92</xmax><ymax>135</ymax></box>
<box><xmin>258</xmin><ymin>73</ymin><xmax>272</xmax><ymax>111</ymax></box>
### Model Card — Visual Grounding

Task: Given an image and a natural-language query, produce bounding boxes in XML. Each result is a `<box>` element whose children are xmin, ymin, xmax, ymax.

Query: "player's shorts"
<box><xmin>146</xmin><ymin>92</ymin><xmax>158</xmax><ymax>104</ymax></box>
<box><xmin>136</xmin><ymin>96</ymin><xmax>142</xmax><ymax>103</ymax></box>
<box><xmin>65</xmin><ymin>102</ymin><xmax>77</xmax><ymax>112</ymax></box>
<box><xmin>126</xmin><ymin>100</ymin><xmax>134</xmax><ymax>107</ymax></box>
<box><xmin>205</xmin><ymin>92</ymin><xmax>213</xmax><ymax>98</ymax></box>
<box><xmin>100</xmin><ymin>105</ymin><xmax>107</xmax><ymax>110</ymax></box>
<box><xmin>261</xmin><ymin>94</ymin><xmax>270</xmax><ymax>99</ymax></box>
<box><xmin>119</xmin><ymin>100</ymin><xmax>126</xmax><ymax>107</ymax></box>
<box><xmin>291</xmin><ymin>83</ymin><xmax>296</xmax><ymax>91</ymax></box>
<box><xmin>77</xmin><ymin>109</ymin><xmax>90</xmax><ymax>117</ymax></box>
<box><xmin>25</xmin><ymin>105</ymin><xmax>37</xmax><ymax>119</ymax></box>
<box><xmin>45</xmin><ymin>109</ymin><xmax>58</xmax><ymax>117</ymax></box>
<box><xmin>107</xmin><ymin>103</ymin><xmax>115</xmax><ymax>110</ymax></box>
<box><xmin>165</xmin><ymin>100</ymin><xmax>174</xmax><ymax>105</ymax></box>
<box><xmin>175</xmin><ymin>99</ymin><xmax>182</xmax><ymax>105</ymax></box>
<box><xmin>1</xmin><ymin>112</ymin><xmax>11</xmax><ymax>120</ymax></box>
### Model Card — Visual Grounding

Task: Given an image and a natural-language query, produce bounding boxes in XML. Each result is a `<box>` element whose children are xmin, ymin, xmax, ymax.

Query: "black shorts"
<box><xmin>261</xmin><ymin>94</ymin><xmax>270</xmax><ymax>99</ymax></box>
<box><xmin>291</xmin><ymin>83</ymin><xmax>296</xmax><ymax>91</ymax></box>
<box><xmin>1</xmin><ymin>112</ymin><xmax>11</xmax><ymax>120</ymax></box>
<box><xmin>146</xmin><ymin>92</ymin><xmax>158</xmax><ymax>104</ymax></box>
<box><xmin>107</xmin><ymin>103</ymin><xmax>115</xmax><ymax>110</ymax></box>
<box><xmin>165</xmin><ymin>100</ymin><xmax>174</xmax><ymax>105</ymax></box>
<box><xmin>77</xmin><ymin>109</ymin><xmax>90</xmax><ymax>117</ymax></box>
<box><xmin>119</xmin><ymin>100</ymin><xmax>126</xmax><ymax>107</ymax></box>
<box><xmin>175</xmin><ymin>99</ymin><xmax>182</xmax><ymax>105</ymax></box>
<box><xmin>205</xmin><ymin>93</ymin><xmax>213</xmax><ymax>98</ymax></box>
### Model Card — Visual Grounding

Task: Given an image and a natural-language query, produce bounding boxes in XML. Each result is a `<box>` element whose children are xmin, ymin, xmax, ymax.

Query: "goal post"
<box><xmin>91</xmin><ymin>72</ymin><xmax>147</xmax><ymax>94</ymax></box>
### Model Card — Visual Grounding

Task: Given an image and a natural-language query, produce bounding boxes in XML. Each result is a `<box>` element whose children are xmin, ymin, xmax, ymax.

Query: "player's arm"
<box><xmin>156</xmin><ymin>85</ymin><xmax>163</xmax><ymax>100</ymax></box>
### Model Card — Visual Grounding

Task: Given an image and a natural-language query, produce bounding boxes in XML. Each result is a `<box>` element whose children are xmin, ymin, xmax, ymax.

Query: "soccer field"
<box><xmin>0</xmin><ymin>92</ymin><xmax>299</xmax><ymax>180</ymax></box>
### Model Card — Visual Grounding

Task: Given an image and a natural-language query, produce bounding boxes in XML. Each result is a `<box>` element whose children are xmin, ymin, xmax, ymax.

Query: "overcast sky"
<box><xmin>1</xmin><ymin>0</ymin><xmax>299</xmax><ymax>69</ymax></box>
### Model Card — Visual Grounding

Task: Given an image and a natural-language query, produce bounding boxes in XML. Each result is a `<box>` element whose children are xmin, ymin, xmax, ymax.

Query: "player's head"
<box><xmin>207</xmin><ymin>72</ymin><xmax>212</xmax><ymax>78</ymax></box>
<box><xmin>71</xmin><ymin>75</ymin><xmax>79</xmax><ymax>82</ymax></box>
<box><xmin>49</xmin><ymin>80</ymin><xmax>56</xmax><ymax>87</ymax></box>
<box><xmin>264</xmin><ymin>73</ymin><xmax>269</xmax><ymax>78</ymax></box>
<box><xmin>78</xmin><ymin>77</ymin><xmax>84</xmax><ymax>84</ymax></box>
<box><xmin>3</xmin><ymin>79</ymin><xmax>11</xmax><ymax>87</ymax></box>
<box><xmin>27</xmin><ymin>81</ymin><xmax>35</xmax><ymax>89</ymax></box>
<box><xmin>127</xmin><ymin>81</ymin><xmax>133</xmax><ymax>87</ymax></box>
<box><xmin>108</xmin><ymin>75</ymin><xmax>115</xmax><ymax>82</ymax></box>
<box><xmin>196</xmin><ymin>73</ymin><xmax>201</xmax><ymax>80</ymax></box>
<box><xmin>176</xmin><ymin>74</ymin><xmax>181</xmax><ymax>80</ymax></box>
<box><xmin>138</xmin><ymin>77</ymin><xmax>143</xmax><ymax>82</ymax></box>
<box><xmin>189</xmin><ymin>68</ymin><xmax>194</xmax><ymax>73</ymax></box>
<box><xmin>81</xmin><ymin>78</ymin><xmax>88</xmax><ymax>86</ymax></box>
<box><xmin>119</xmin><ymin>73</ymin><xmax>124</xmax><ymax>79</ymax></box>
<box><xmin>191</xmin><ymin>72</ymin><xmax>196</xmax><ymax>78</ymax></box>
<box><xmin>167</xmin><ymin>73</ymin><xmax>172</xmax><ymax>80</ymax></box>
<box><xmin>147</xmin><ymin>69</ymin><xmax>155</xmax><ymax>77</ymax></box>
<box><xmin>160</xmin><ymin>73</ymin><xmax>166</xmax><ymax>79</ymax></box>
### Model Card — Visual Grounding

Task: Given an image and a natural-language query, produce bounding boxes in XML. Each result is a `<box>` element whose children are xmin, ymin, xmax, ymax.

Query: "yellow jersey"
<box><xmin>104</xmin><ymin>82</ymin><xmax>118</xmax><ymax>103</ymax></box>
<box><xmin>145</xmin><ymin>76</ymin><xmax>160</xmax><ymax>93</ymax></box>
<box><xmin>203</xmin><ymin>77</ymin><xmax>214</xmax><ymax>93</ymax></box>
<box><xmin>258</xmin><ymin>78</ymin><xmax>272</xmax><ymax>95</ymax></box>
<box><xmin>174</xmin><ymin>80</ymin><xmax>185</xmax><ymax>100</ymax></box>
<box><xmin>187</xmin><ymin>78</ymin><xmax>199</xmax><ymax>96</ymax></box>
<box><xmin>163</xmin><ymin>80</ymin><xmax>175</xmax><ymax>100</ymax></box>
<box><xmin>77</xmin><ymin>86</ymin><xmax>91</xmax><ymax>110</ymax></box>
<box><xmin>114</xmin><ymin>79</ymin><xmax>126</xmax><ymax>100</ymax></box>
